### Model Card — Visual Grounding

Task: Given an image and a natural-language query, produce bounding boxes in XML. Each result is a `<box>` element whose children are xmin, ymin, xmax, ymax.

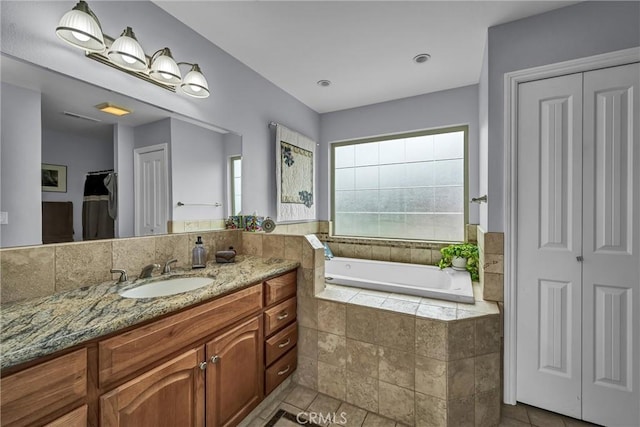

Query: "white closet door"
<box><xmin>516</xmin><ymin>73</ymin><xmax>583</xmax><ymax>417</ymax></box>
<box><xmin>582</xmin><ymin>62</ymin><xmax>640</xmax><ymax>427</ymax></box>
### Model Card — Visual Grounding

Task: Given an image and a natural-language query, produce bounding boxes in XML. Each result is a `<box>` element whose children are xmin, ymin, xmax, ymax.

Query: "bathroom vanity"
<box><xmin>0</xmin><ymin>256</ymin><xmax>298</xmax><ymax>427</ymax></box>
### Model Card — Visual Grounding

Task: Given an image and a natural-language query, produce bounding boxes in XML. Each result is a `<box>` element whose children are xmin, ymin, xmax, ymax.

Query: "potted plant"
<box><xmin>438</xmin><ymin>243</ymin><xmax>479</xmax><ymax>281</ymax></box>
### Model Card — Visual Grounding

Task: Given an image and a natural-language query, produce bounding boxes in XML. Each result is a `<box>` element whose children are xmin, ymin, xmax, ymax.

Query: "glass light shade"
<box><xmin>55</xmin><ymin>1</ymin><xmax>105</xmax><ymax>53</ymax></box>
<box><xmin>149</xmin><ymin>48</ymin><xmax>182</xmax><ymax>86</ymax></box>
<box><xmin>107</xmin><ymin>27</ymin><xmax>147</xmax><ymax>72</ymax></box>
<box><xmin>180</xmin><ymin>64</ymin><xmax>210</xmax><ymax>98</ymax></box>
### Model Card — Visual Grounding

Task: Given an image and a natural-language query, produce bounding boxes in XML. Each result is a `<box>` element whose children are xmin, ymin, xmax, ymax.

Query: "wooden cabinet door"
<box><xmin>206</xmin><ymin>316</ymin><xmax>263</xmax><ymax>427</ymax></box>
<box><xmin>100</xmin><ymin>348</ymin><xmax>205</xmax><ymax>427</ymax></box>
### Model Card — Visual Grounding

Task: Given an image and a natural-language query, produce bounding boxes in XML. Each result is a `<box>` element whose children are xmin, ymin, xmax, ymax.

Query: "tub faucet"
<box><xmin>139</xmin><ymin>264</ymin><xmax>160</xmax><ymax>279</ymax></box>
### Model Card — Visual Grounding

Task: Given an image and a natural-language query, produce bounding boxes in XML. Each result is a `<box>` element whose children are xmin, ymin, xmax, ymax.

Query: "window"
<box><xmin>331</xmin><ymin>126</ymin><xmax>467</xmax><ymax>242</ymax></box>
<box><xmin>230</xmin><ymin>156</ymin><xmax>242</xmax><ymax>215</ymax></box>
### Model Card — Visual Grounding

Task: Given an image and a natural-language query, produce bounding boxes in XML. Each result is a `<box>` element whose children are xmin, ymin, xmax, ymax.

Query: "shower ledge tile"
<box><xmin>387</xmin><ymin>293</ymin><xmax>422</xmax><ymax>303</ymax></box>
<box><xmin>316</xmin><ymin>286</ymin><xmax>358</xmax><ymax>303</ymax></box>
<box><xmin>357</xmin><ymin>288</ymin><xmax>392</xmax><ymax>298</ymax></box>
<box><xmin>416</xmin><ymin>304</ymin><xmax>457</xmax><ymax>321</ymax></box>
<box><xmin>380</xmin><ymin>298</ymin><xmax>419</xmax><ymax>315</ymax></box>
<box><xmin>457</xmin><ymin>299</ymin><xmax>499</xmax><ymax>315</ymax></box>
<box><xmin>349</xmin><ymin>293</ymin><xmax>387</xmax><ymax>308</ymax></box>
<box><xmin>419</xmin><ymin>297</ymin><xmax>457</xmax><ymax>308</ymax></box>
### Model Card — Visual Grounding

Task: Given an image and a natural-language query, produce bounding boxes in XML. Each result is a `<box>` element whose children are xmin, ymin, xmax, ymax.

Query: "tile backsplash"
<box><xmin>477</xmin><ymin>227</ymin><xmax>504</xmax><ymax>302</ymax></box>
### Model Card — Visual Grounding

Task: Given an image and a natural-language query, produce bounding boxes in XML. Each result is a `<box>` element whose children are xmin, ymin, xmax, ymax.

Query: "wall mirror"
<box><xmin>0</xmin><ymin>54</ymin><xmax>242</xmax><ymax>249</ymax></box>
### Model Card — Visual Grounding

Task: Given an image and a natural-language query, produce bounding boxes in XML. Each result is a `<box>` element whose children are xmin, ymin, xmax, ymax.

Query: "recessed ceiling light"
<box><xmin>317</xmin><ymin>80</ymin><xmax>331</xmax><ymax>87</ymax></box>
<box><xmin>95</xmin><ymin>102</ymin><xmax>132</xmax><ymax>116</ymax></box>
<box><xmin>413</xmin><ymin>53</ymin><xmax>431</xmax><ymax>64</ymax></box>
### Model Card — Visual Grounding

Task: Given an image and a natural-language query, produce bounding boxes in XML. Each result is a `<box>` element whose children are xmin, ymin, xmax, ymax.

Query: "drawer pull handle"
<box><xmin>199</xmin><ymin>361</ymin><xmax>207</xmax><ymax>371</ymax></box>
<box><xmin>277</xmin><ymin>312</ymin><xmax>289</xmax><ymax>320</ymax></box>
<box><xmin>210</xmin><ymin>355</ymin><xmax>220</xmax><ymax>364</ymax></box>
<box><xmin>277</xmin><ymin>365</ymin><xmax>291</xmax><ymax>376</ymax></box>
<box><xmin>278</xmin><ymin>338</ymin><xmax>291</xmax><ymax>348</ymax></box>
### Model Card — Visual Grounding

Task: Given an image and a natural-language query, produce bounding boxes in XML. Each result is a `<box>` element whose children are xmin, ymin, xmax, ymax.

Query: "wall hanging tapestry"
<box><xmin>275</xmin><ymin>123</ymin><xmax>316</xmax><ymax>222</ymax></box>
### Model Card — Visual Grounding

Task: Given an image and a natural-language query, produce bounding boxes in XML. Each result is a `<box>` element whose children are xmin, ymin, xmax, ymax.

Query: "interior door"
<box><xmin>134</xmin><ymin>144</ymin><xmax>168</xmax><ymax>236</ymax></box>
<box><xmin>581</xmin><ymin>62</ymin><xmax>639</xmax><ymax>427</ymax></box>
<box><xmin>516</xmin><ymin>72</ymin><xmax>584</xmax><ymax>417</ymax></box>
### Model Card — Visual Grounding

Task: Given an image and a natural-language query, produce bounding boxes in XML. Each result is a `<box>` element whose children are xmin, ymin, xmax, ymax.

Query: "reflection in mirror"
<box><xmin>0</xmin><ymin>55</ymin><xmax>242</xmax><ymax>248</ymax></box>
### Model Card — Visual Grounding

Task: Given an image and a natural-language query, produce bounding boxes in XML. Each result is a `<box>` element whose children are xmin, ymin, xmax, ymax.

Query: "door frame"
<box><xmin>502</xmin><ymin>47</ymin><xmax>640</xmax><ymax>405</ymax></box>
<box><xmin>133</xmin><ymin>143</ymin><xmax>170</xmax><ymax>236</ymax></box>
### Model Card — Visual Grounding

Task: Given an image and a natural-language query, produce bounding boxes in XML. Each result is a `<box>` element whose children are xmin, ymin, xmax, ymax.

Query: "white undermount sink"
<box><xmin>119</xmin><ymin>277</ymin><xmax>214</xmax><ymax>299</ymax></box>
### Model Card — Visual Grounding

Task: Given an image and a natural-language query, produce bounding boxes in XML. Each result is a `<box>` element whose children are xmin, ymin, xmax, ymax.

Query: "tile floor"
<box><xmin>245</xmin><ymin>383</ymin><xmax>602</xmax><ymax>427</ymax></box>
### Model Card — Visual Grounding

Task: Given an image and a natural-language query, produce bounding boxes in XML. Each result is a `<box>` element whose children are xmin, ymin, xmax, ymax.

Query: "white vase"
<box><xmin>451</xmin><ymin>257</ymin><xmax>467</xmax><ymax>270</ymax></box>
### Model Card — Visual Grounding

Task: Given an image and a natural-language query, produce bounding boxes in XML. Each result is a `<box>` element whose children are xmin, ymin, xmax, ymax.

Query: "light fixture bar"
<box><xmin>86</xmin><ymin>35</ymin><xmax>176</xmax><ymax>92</ymax></box>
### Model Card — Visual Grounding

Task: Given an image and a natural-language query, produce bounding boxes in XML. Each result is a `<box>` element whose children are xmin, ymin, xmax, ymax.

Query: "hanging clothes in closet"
<box><xmin>82</xmin><ymin>170</ymin><xmax>116</xmax><ymax>240</ymax></box>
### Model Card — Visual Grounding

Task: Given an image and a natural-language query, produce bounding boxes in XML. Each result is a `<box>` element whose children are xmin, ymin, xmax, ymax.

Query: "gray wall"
<box><xmin>484</xmin><ymin>0</ymin><xmax>640</xmax><ymax>232</ymax></box>
<box><xmin>170</xmin><ymin>118</ymin><xmax>226</xmax><ymax>221</ymax></box>
<box><xmin>320</xmin><ymin>84</ymin><xmax>479</xmax><ymax>224</ymax></box>
<box><xmin>41</xmin><ymin>128</ymin><xmax>114</xmax><ymax>241</ymax></box>
<box><xmin>0</xmin><ymin>83</ymin><xmax>42</xmax><ymax>247</ymax></box>
<box><xmin>478</xmin><ymin>37</ymin><xmax>489</xmax><ymax>230</ymax></box>
<box><xmin>1</xmin><ymin>0</ymin><xmax>320</xmax><ymax>220</ymax></box>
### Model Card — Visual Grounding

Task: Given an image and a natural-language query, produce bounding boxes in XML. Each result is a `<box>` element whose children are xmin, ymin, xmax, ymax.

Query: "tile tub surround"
<box><xmin>477</xmin><ymin>228</ymin><xmax>504</xmax><ymax>302</ymax></box>
<box><xmin>0</xmin><ymin>255</ymin><xmax>298</xmax><ymax>370</ymax></box>
<box><xmin>0</xmin><ymin>229</ymin><xmax>242</xmax><ymax>304</ymax></box>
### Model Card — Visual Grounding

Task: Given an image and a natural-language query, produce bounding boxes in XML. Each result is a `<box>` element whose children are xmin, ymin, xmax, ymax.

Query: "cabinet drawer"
<box><xmin>99</xmin><ymin>284</ymin><xmax>262</xmax><ymax>387</ymax></box>
<box><xmin>0</xmin><ymin>348</ymin><xmax>87</xmax><ymax>427</ymax></box>
<box><xmin>265</xmin><ymin>347</ymin><xmax>297</xmax><ymax>395</ymax></box>
<box><xmin>44</xmin><ymin>405</ymin><xmax>87</xmax><ymax>427</ymax></box>
<box><xmin>265</xmin><ymin>323</ymin><xmax>297</xmax><ymax>366</ymax></box>
<box><xmin>264</xmin><ymin>270</ymin><xmax>297</xmax><ymax>306</ymax></box>
<box><xmin>263</xmin><ymin>297</ymin><xmax>296</xmax><ymax>337</ymax></box>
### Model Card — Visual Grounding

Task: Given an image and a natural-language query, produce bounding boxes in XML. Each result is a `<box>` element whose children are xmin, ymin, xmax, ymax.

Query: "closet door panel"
<box><xmin>582</xmin><ymin>62</ymin><xmax>639</xmax><ymax>427</ymax></box>
<box><xmin>516</xmin><ymin>73</ymin><xmax>583</xmax><ymax>418</ymax></box>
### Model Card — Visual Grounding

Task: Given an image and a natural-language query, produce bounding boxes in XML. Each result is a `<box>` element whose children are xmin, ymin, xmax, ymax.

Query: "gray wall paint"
<box><xmin>114</xmin><ymin>124</ymin><xmax>135</xmax><ymax>238</ymax></box>
<box><xmin>485</xmin><ymin>0</ymin><xmax>640</xmax><ymax>231</ymax></box>
<box><xmin>0</xmin><ymin>83</ymin><xmax>42</xmax><ymax>247</ymax></box>
<box><xmin>41</xmin><ymin>128</ymin><xmax>114</xmax><ymax>241</ymax></box>
<box><xmin>1</xmin><ymin>0</ymin><xmax>320</xmax><ymax>220</ymax></box>
<box><xmin>478</xmin><ymin>37</ymin><xmax>489</xmax><ymax>230</ymax></box>
<box><xmin>170</xmin><ymin>118</ymin><xmax>226</xmax><ymax>221</ymax></box>
<box><xmin>320</xmin><ymin>85</ymin><xmax>479</xmax><ymax>224</ymax></box>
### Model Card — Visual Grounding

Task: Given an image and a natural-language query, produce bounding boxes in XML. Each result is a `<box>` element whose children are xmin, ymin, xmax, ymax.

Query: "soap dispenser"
<box><xmin>192</xmin><ymin>236</ymin><xmax>206</xmax><ymax>269</ymax></box>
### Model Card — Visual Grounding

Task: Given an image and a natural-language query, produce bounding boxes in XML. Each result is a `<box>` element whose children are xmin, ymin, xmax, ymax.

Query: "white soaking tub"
<box><xmin>324</xmin><ymin>257</ymin><xmax>474</xmax><ymax>303</ymax></box>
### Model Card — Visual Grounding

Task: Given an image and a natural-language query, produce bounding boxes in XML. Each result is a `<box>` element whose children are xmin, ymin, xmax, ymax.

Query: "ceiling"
<box><xmin>154</xmin><ymin>0</ymin><xmax>578</xmax><ymax>113</ymax></box>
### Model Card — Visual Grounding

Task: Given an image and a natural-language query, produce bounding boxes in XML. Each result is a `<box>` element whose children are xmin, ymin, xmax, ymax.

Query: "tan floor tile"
<box><xmin>501</xmin><ymin>404</ymin><xmax>529</xmax><ymax>423</ymax></box>
<box><xmin>361</xmin><ymin>412</ymin><xmax>397</xmax><ymax>427</ymax></box>
<box><xmin>335</xmin><ymin>402</ymin><xmax>367</xmax><ymax>427</ymax></box>
<box><xmin>283</xmin><ymin>385</ymin><xmax>318</xmax><ymax>410</ymax></box>
<box><xmin>499</xmin><ymin>417</ymin><xmax>531</xmax><ymax>427</ymax></box>
<box><xmin>308</xmin><ymin>393</ymin><xmax>343</xmax><ymax>415</ymax></box>
<box><xmin>526</xmin><ymin>405</ymin><xmax>566</xmax><ymax>427</ymax></box>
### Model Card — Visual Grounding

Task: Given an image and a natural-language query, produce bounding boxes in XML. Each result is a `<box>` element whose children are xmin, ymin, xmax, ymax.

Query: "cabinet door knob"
<box><xmin>277</xmin><ymin>311</ymin><xmax>289</xmax><ymax>321</ymax></box>
<box><xmin>199</xmin><ymin>361</ymin><xmax>207</xmax><ymax>370</ymax></box>
<box><xmin>278</xmin><ymin>338</ymin><xmax>291</xmax><ymax>348</ymax></box>
<box><xmin>277</xmin><ymin>365</ymin><xmax>291</xmax><ymax>376</ymax></box>
<box><xmin>210</xmin><ymin>355</ymin><xmax>220</xmax><ymax>364</ymax></box>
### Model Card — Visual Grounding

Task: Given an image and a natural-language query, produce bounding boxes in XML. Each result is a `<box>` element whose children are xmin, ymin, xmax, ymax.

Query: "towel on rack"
<box><xmin>42</xmin><ymin>201</ymin><xmax>74</xmax><ymax>243</ymax></box>
<box><xmin>82</xmin><ymin>173</ymin><xmax>114</xmax><ymax>240</ymax></box>
<box><xmin>103</xmin><ymin>172</ymin><xmax>118</xmax><ymax>220</ymax></box>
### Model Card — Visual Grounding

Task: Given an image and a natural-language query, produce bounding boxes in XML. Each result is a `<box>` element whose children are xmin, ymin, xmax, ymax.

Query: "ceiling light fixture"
<box><xmin>317</xmin><ymin>80</ymin><xmax>331</xmax><ymax>87</ymax></box>
<box><xmin>413</xmin><ymin>53</ymin><xmax>431</xmax><ymax>64</ymax></box>
<box><xmin>95</xmin><ymin>103</ymin><xmax>132</xmax><ymax>116</ymax></box>
<box><xmin>55</xmin><ymin>1</ymin><xmax>210</xmax><ymax>99</ymax></box>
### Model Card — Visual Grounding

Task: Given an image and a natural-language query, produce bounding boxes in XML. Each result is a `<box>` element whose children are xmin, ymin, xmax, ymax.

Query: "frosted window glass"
<box><xmin>434</xmin><ymin>186</ymin><xmax>464</xmax><ymax>212</ymax></box>
<box><xmin>332</xmin><ymin>127</ymin><xmax>465</xmax><ymax>242</ymax></box>
<box><xmin>405</xmin><ymin>187</ymin><xmax>434</xmax><ymax>212</ymax></box>
<box><xmin>355</xmin><ymin>142</ymin><xmax>379</xmax><ymax>166</ymax></box>
<box><xmin>379</xmin><ymin>164</ymin><xmax>407</xmax><ymax>188</ymax></box>
<box><xmin>406</xmin><ymin>162</ymin><xmax>434</xmax><ymax>187</ymax></box>
<box><xmin>434</xmin><ymin>159</ymin><xmax>464</xmax><ymax>185</ymax></box>
<box><xmin>433</xmin><ymin>131</ymin><xmax>464</xmax><ymax>160</ymax></box>
<box><xmin>335</xmin><ymin>168</ymin><xmax>355</xmax><ymax>190</ymax></box>
<box><xmin>355</xmin><ymin>166</ymin><xmax>379</xmax><ymax>189</ymax></box>
<box><xmin>379</xmin><ymin>189</ymin><xmax>405</xmax><ymax>212</ymax></box>
<box><xmin>405</xmin><ymin>135</ymin><xmax>433</xmax><ymax>161</ymax></box>
<box><xmin>379</xmin><ymin>139</ymin><xmax>405</xmax><ymax>164</ymax></box>
<box><xmin>335</xmin><ymin>145</ymin><xmax>355</xmax><ymax>168</ymax></box>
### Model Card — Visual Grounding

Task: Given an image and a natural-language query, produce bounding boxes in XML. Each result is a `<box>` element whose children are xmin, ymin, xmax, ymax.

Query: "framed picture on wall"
<box><xmin>41</xmin><ymin>163</ymin><xmax>67</xmax><ymax>192</ymax></box>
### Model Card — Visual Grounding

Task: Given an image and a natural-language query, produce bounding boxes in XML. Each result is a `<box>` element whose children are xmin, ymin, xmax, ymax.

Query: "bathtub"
<box><xmin>324</xmin><ymin>257</ymin><xmax>474</xmax><ymax>303</ymax></box>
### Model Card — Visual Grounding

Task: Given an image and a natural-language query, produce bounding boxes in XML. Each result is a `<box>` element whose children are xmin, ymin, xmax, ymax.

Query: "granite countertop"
<box><xmin>0</xmin><ymin>255</ymin><xmax>299</xmax><ymax>370</ymax></box>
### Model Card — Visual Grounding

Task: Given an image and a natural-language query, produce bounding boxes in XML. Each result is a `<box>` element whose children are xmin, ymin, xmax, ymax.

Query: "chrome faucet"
<box><xmin>110</xmin><ymin>269</ymin><xmax>128</xmax><ymax>283</ymax></box>
<box><xmin>162</xmin><ymin>259</ymin><xmax>178</xmax><ymax>275</ymax></box>
<box><xmin>139</xmin><ymin>264</ymin><xmax>160</xmax><ymax>279</ymax></box>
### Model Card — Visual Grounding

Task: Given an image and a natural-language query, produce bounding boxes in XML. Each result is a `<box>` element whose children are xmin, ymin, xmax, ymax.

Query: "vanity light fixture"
<box><xmin>55</xmin><ymin>1</ymin><xmax>210</xmax><ymax>99</ymax></box>
<box><xmin>95</xmin><ymin>103</ymin><xmax>132</xmax><ymax>117</ymax></box>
